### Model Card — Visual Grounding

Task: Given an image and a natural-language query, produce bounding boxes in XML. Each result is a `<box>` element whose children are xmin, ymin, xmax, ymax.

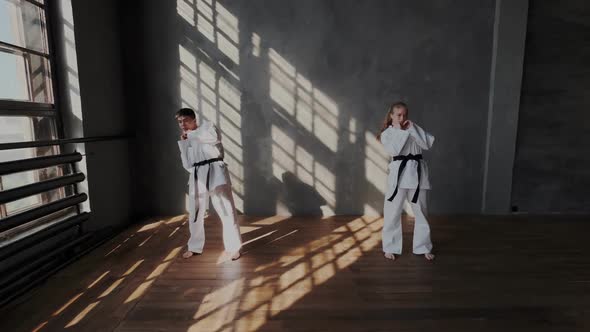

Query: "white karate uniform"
<box><xmin>177</xmin><ymin>120</ymin><xmax>242</xmax><ymax>253</ymax></box>
<box><xmin>380</xmin><ymin>123</ymin><xmax>435</xmax><ymax>255</ymax></box>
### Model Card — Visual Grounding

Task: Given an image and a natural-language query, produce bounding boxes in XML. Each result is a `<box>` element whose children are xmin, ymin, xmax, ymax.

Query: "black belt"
<box><xmin>192</xmin><ymin>157</ymin><xmax>223</xmax><ymax>222</ymax></box>
<box><xmin>387</xmin><ymin>154</ymin><xmax>422</xmax><ymax>203</ymax></box>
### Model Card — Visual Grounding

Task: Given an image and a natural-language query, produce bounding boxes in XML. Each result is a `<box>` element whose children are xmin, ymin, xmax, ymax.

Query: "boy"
<box><xmin>176</xmin><ymin>108</ymin><xmax>242</xmax><ymax>260</ymax></box>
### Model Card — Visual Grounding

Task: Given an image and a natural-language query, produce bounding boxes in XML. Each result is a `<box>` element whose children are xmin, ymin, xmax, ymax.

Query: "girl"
<box><xmin>377</xmin><ymin>102</ymin><xmax>435</xmax><ymax>261</ymax></box>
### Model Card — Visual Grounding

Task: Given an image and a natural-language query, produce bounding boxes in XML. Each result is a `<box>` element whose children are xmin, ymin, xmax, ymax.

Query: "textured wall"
<box><xmin>56</xmin><ymin>0</ymin><xmax>133</xmax><ymax>230</ymax></box>
<box><xmin>512</xmin><ymin>0</ymin><xmax>590</xmax><ymax>213</ymax></box>
<box><xmin>125</xmin><ymin>0</ymin><xmax>496</xmax><ymax>216</ymax></box>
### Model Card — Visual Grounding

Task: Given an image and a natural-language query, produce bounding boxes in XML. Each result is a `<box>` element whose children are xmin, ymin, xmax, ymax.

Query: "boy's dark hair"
<box><xmin>175</xmin><ymin>108</ymin><xmax>196</xmax><ymax>119</ymax></box>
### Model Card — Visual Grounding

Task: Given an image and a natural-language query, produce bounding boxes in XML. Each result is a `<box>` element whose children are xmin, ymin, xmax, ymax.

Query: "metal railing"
<box><xmin>0</xmin><ymin>135</ymin><xmax>127</xmax><ymax>306</ymax></box>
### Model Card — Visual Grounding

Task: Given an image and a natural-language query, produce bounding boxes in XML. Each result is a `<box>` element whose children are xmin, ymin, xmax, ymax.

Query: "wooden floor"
<box><xmin>1</xmin><ymin>214</ymin><xmax>589</xmax><ymax>332</ymax></box>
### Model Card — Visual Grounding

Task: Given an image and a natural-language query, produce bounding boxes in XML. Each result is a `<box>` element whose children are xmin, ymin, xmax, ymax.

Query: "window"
<box><xmin>0</xmin><ymin>0</ymin><xmax>73</xmax><ymax>227</ymax></box>
<box><xmin>0</xmin><ymin>0</ymin><xmax>53</xmax><ymax>103</ymax></box>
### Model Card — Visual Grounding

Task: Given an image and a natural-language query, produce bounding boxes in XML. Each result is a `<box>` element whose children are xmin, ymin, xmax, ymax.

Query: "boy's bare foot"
<box><xmin>230</xmin><ymin>251</ymin><xmax>241</xmax><ymax>260</ymax></box>
<box><xmin>182</xmin><ymin>251</ymin><xmax>201</xmax><ymax>259</ymax></box>
<box><xmin>384</xmin><ymin>253</ymin><xmax>396</xmax><ymax>261</ymax></box>
<box><xmin>425</xmin><ymin>253</ymin><xmax>435</xmax><ymax>261</ymax></box>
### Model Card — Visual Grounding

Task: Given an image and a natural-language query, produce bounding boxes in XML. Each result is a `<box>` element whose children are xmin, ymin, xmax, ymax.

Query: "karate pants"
<box><xmin>382</xmin><ymin>189</ymin><xmax>433</xmax><ymax>255</ymax></box>
<box><xmin>188</xmin><ymin>185</ymin><xmax>242</xmax><ymax>253</ymax></box>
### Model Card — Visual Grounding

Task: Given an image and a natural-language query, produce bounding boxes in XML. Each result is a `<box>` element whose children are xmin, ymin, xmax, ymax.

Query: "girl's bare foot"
<box><xmin>384</xmin><ymin>253</ymin><xmax>396</xmax><ymax>261</ymax></box>
<box><xmin>425</xmin><ymin>253</ymin><xmax>435</xmax><ymax>261</ymax></box>
<box><xmin>182</xmin><ymin>251</ymin><xmax>201</xmax><ymax>259</ymax></box>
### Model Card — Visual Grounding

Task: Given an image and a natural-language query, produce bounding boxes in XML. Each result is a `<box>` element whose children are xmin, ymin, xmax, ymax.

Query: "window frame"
<box><xmin>0</xmin><ymin>0</ymin><xmax>70</xmax><ymax>220</ymax></box>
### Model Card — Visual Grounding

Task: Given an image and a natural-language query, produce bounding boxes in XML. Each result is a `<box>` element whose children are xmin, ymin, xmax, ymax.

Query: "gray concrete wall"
<box><xmin>50</xmin><ymin>0</ymin><xmax>590</xmax><ymax>220</ymax></box>
<box><xmin>481</xmin><ymin>0</ymin><xmax>529</xmax><ymax>213</ymax></box>
<box><xmin>123</xmin><ymin>0</ymin><xmax>497</xmax><ymax>216</ymax></box>
<box><xmin>53</xmin><ymin>0</ymin><xmax>133</xmax><ymax>230</ymax></box>
<box><xmin>511</xmin><ymin>0</ymin><xmax>590</xmax><ymax>213</ymax></box>
<box><xmin>120</xmin><ymin>0</ymin><xmax>186</xmax><ymax>218</ymax></box>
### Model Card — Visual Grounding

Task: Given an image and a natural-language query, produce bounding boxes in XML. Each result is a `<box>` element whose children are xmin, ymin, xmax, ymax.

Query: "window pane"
<box><xmin>0</xmin><ymin>115</ymin><xmax>63</xmax><ymax>218</ymax></box>
<box><xmin>0</xmin><ymin>0</ymin><xmax>49</xmax><ymax>54</ymax></box>
<box><xmin>1</xmin><ymin>165</ymin><xmax>67</xmax><ymax>191</ymax></box>
<box><xmin>0</xmin><ymin>50</ymin><xmax>27</xmax><ymax>100</ymax></box>
<box><xmin>0</xmin><ymin>162</ymin><xmax>71</xmax><ymax>218</ymax></box>
<box><xmin>0</xmin><ymin>207</ymin><xmax>77</xmax><ymax>243</ymax></box>
<box><xmin>0</xmin><ymin>116</ymin><xmax>56</xmax><ymax>144</ymax></box>
<box><xmin>0</xmin><ymin>50</ymin><xmax>53</xmax><ymax>103</ymax></box>
<box><xmin>3</xmin><ymin>186</ymin><xmax>71</xmax><ymax>216</ymax></box>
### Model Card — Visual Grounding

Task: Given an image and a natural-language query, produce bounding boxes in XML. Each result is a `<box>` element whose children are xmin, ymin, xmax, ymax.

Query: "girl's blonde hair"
<box><xmin>376</xmin><ymin>102</ymin><xmax>408</xmax><ymax>141</ymax></box>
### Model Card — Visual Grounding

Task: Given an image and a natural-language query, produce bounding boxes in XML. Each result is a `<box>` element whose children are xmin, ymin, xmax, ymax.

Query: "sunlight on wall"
<box><xmin>251</xmin><ymin>32</ymin><xmax>261</xmax><ymax>57</ymax></box>
<box><xmin>177</xmin><ymin>0</ymin><xmax>244</xmax><ymax>211</ymax></box>
<box><xmin>268</xmin><ymin>48</ymin><xmax>340</xmax><ymax>216</ymax></box>
<box><xmin>269</xmin><ymin>49</ymin><xmax>339</xmax><ymax>153</ymax></box>
<box><xmin>364</xmin><ymin>130</ymin><xmax>388</xmax><ymax>196</ymax></box>
<box><xmin>55</xmin><ymin>0</ymin><xmax>90</xmax><ymax>212</ymax></box>
<box><xmin>270</xmin><ymin>124</ymin><xmax>336</xmax><ymax>215</ymax></box>
<box><xmin>178</xmin><ymin>0</ymin><xmax>239</xmax><ymax>65</ymax></box>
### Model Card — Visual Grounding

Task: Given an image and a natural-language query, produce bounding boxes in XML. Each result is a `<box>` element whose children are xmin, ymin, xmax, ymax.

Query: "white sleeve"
<box><xmin>407</xmin><ymin>123</ymin><xmax>435</xmax><ymax>150</ymax></box>
<box><xmin>177</xmin><ymin>140</ymin><xmax>192</xmax><ymax>172</ymax></box>
<box><xmin>380</xmin><ymin>127</ymin><xmax>410</xmax><ymax>156</ymax></box>
<box><xmin>187</xmin><ymin>122</ymin><xmax>220</xmax><ymax>145</ymax></box>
